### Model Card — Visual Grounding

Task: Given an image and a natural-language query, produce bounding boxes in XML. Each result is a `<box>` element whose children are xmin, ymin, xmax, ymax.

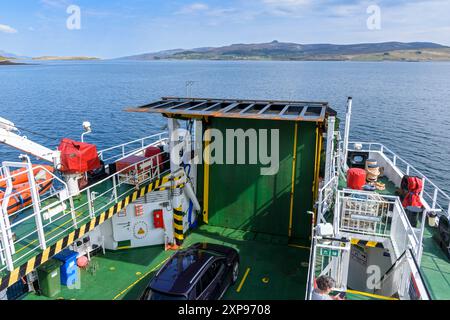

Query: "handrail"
<box><xmin>98</xmin><ymin>133</ymin><xmax>168</xmax><ymax>163</ymax></box>
<box><xmin>347</xmin><ymin>141</ymin><xmax>450</xmax><ymax>218</ymax></box>
<box><xmin>0</xmin><ymin>147</ymin><xmax>172</xmax><ymax>273</ymax></box>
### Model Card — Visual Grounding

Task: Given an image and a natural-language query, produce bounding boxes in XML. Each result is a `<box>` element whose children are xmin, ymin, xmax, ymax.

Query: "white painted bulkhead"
<box><xmin>97</xmin><ymin>188</ymin><xmax>196</xmax><ymax>250</ymax></box>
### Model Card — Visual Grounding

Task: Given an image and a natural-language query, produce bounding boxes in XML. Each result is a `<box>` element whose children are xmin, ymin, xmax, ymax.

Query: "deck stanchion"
<box><xmin>0</xmin><ymin>207</ymin><xmax>14</xmax><ymax>271</ymax></box>
<box><xmin>324</xmin><ymin>116</ymin><xmax>335</xmax><ymax>184</ymax></box>
<box><xmin>173</xmin><ymin>207</ymin><xmax>185</xmax><ymax>247</ymax></box>
<box><xmin>86</xmin><ymin>188</ymin><xmax>94</xmax><ymax>219</ymax></box>
<box><xmin>288</xmin><ymin>122</ymin><xmax>299</xmax><ymax>238</ymax></box>
<box><xmin>342</xmin><ymin>97</ymin><xmax>352</xmax><ymax>168</ymax></box>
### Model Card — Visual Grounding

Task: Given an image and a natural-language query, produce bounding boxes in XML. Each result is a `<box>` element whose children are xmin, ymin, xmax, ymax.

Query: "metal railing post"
<box><xmin>448</xmin><ymin>200</ymin><xmax>450</xmax><ymax>218</ymax></box>
<box><xmin>24</xmin><ymin>158</ymin><xmax>47</xmax><ymax>250</ymax></box>
<box><xmin>86</xmin><ymin>187</ymin><xmax>94</xmax><ymax>219</ymax></box>
<box><xmin>432</xmin><ymin>188</ymin><xmax>438</xmax><ymax>210</ymax></box>
<box><xmin>112</xmin><ymin>175</ymin><xmax>118</xmax><ymax>203</ymax></box>
<box><xmin>420</xmin><ymin>178</ymin><xmax>425</xmax><ymax>199</ymax></box>
<box><xmin>0</xmin><ymin>206</ymin><xmax>14</xmax><ymax>271</ymax></box>
<box><xmin>69</xmin><ymin>196</ymin><xmax>78</xmax><ymax>229</ymax></box>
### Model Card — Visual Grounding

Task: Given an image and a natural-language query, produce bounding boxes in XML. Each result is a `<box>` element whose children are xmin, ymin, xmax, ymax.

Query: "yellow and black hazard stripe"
<box><xmin>173</xmin><ymin>207</ymin><xmax>185</xmax><ymax>246</ymax></box>
<box><xmin>153</xmin><ymin>173</ymin><xmax>186</xmax><ymax>192</ymax></box>
<box><xmin>351</xmin><ymin>238</ymin><xmax>384</xmax><ymax>249</ymax></box>
<box><xmin>0</xmin><ymin>174</ymin><xmax>171</xmax><ymax>291</ymax></box>
<box><xmin>154</xmin><ymin>183</ymin><xmax>186</xmax><ymax>192</ymax></box>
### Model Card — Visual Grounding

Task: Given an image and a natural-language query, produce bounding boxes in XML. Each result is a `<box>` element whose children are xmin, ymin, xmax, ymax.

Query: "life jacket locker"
<box><xmin>153</xmin><ymin>209</ymin><xmax>164</xmax><ymax>229</ymax></box>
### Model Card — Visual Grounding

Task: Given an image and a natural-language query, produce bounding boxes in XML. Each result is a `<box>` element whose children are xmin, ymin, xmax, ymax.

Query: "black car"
<box><xmin>141</xmin><ymin>243</ymin><xmax>240</xmax><ymax>300</ymax></box>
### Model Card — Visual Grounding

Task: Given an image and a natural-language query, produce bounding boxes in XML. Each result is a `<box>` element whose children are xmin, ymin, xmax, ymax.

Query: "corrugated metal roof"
<box><xmin>126</xmin><ymin>97</ymin><xmax>334</xmax><ymax>122</ymax></box>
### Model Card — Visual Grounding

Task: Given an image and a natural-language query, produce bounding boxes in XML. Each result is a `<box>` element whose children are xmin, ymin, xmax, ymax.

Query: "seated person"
<box><xmin>311</xmin><ymin>275</ymin><xmax>345</xmax><ymax>300</ymax></box>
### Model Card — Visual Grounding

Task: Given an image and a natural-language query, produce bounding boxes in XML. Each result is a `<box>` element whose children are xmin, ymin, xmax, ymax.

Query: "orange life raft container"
<box><xmin>0</xmin><ymin>165</ymin><xmax>55</xmax><ymax>215</ymax></box>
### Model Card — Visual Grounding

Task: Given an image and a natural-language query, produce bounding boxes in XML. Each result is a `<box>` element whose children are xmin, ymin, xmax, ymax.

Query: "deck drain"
<box><xmin>262</xmin><ymin>277</ymin><xmax>270</xmax><ymax>284</ymax></box>
<box><xmin>109</xmin><ymin>267</ymin><xmax>116</xmax><ymax>271</ymax></box>
<box><xmin>300</xmin><ymin>262</ymin><xmax>309</xmax><ymax>268</ymax></box>
<box><xmin>136</xmin><ymin>272</ymin><xmax>142</xmax><ymax>276</ymax></box>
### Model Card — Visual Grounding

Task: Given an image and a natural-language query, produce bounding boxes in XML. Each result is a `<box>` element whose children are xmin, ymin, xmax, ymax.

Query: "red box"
<box><xmin>116</xmin><ymin>155</ymin><xmax>151</xmax><ymax>174</ymax></box>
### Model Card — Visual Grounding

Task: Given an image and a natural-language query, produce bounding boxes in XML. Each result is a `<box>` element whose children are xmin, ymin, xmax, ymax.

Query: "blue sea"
<box><xmin>1</xmin><ymin>60</ymin><xmax>449</xmax><ymax>193</ymax></box>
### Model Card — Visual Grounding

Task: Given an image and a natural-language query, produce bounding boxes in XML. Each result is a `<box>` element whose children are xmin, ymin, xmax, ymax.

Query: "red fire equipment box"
<box><xmin>58</xmin><ymin>138</ymin><xmax>101</xmax><ymax>174</ymax></box>
<box><xmin>347</xmin><ymin>168</ymin><xmax>367</xmax><ymax>190</ymax></box>
<box><xmin>153</xmin><ymin>210</ymin><xmax>164</xmax><ymax>229</ymax></box>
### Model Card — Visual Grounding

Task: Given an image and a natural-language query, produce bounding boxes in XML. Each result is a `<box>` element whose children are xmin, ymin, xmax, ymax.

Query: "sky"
<box><xmin>0</xmin><ymin>0</ymin><xmax>449</xmax><ymax>58</ymax></box>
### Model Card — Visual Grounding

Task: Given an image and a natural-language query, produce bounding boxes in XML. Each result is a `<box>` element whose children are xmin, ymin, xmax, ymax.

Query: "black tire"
<box><xmin>231</xmin><ymin>261</ymin><xmax>239</xmax><ymax>284</ymax></box>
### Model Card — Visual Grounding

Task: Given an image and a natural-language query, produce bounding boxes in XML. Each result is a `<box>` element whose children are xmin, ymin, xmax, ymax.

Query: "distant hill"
<box><xmin>0</xmin><ymin>50</ymin><xmax>29</xmax><ymax>59</ymax></box>
<box><xmin>32</xmin><ymin>56</ymin><xmax>100</xmax><ymax>61</ymax></box>
<box><xmin>118</xmin><ymin>41</ymin><xmax>450</xmax><ymax>62</ymax></box>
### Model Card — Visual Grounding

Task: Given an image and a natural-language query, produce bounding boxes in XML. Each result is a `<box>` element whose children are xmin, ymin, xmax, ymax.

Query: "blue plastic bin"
<box><xmin>53</xmin><ymin>249</ymin><xmax>79</xmax><ymax>286</ymax></box>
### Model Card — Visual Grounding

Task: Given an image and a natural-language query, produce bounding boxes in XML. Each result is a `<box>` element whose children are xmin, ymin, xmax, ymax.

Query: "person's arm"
<box><xmin>331</xmin><ymin>292</ymin><xmax>346</xmax><ymax>300</ymax></box>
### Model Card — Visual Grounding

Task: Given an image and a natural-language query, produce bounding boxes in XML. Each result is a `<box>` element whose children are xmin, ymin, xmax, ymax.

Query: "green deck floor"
<box><xmin>23</xmin><ymin>224</ymin><xmax>310</xmax><ymax>300</ymax></box>
<box><xmin>1</xmin><ymin>178</ymin><xmax>147</xmax><ymax>278</ymax></box>
<box><xmin>420</xmin><ymin>226</ymin><xmax>450</xmax><ymax>300</ymax></box>
<box><xmin>338</xmin><ymin>174</ymin><xmax>450</xmax><ymax>300</ymax></box>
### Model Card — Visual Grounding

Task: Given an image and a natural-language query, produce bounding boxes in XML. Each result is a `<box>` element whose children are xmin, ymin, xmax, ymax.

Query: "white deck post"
<box><xmin>342</xmin><ymin>97</ymin><xmax>353</xmax><ymax>169</ymax></box>
<box><xmin>168</xmin><ymin>118</ymin><xmax>181</xmax><ymax>173</ymax></box>
<box><xmin>0</xmin><ymin>205</ymin><xmax>14</xmax><ymax>271</ymax></box>
<box><xmin>324</xmin><ymin>116</ymin><xmax>335</xmax><ymax>184</ymax></box>
<box><xmin>24</xmin><ymin>158</ymin><xmax>47</xmax><ymax>250</ymax></box>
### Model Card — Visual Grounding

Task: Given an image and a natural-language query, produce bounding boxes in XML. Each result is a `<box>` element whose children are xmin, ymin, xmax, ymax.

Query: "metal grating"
<box><xmin>126</xmin><ymin>97</ymin><xmax>334</xmax><ymax>122</ymax></box>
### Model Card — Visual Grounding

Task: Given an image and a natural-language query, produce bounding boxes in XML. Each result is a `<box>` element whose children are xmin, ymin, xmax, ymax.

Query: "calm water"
<box><xmin>1</xmin><ymin>60</ymin><xmax>449</xmax><ymax>193</ymax></box>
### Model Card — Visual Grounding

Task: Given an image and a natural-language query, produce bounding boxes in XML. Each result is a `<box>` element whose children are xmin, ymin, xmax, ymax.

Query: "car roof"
<box><xmin>150</xmin><ymin>248</ymin><xmax>222</xmax><ymax>295</ymax></box>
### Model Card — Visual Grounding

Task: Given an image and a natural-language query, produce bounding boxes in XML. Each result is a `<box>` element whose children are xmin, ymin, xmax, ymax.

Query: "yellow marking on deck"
<box><xmin>132</xmin><ymin>191</ymin><xmax>138</xmax><ymax>202</ymax></box>
<box><xmin>8</xmin><ymin>268</ymin><xmax>20</xmax><ymax>286</ymax></box>
<box><xmin>26</xmin><ymin>257</ymin><xmax>36</xmax><ymax>274</ymax></box>
<box><xmin>67</xmin><ymin>232</ymin><xmax>75</xmax><ymax>245</ymax></box>
<box><xmin>174</xmin><ymin>224</ymin><xmax>184</xmax><ymax>231</ymax></box>
<box><xmin>124</xmin><ymin>195</ymin><xmax>130</xmax><ymax>207</ymax></box>
<box><xmin>173</xmin><ymin>214</ymin><xmax>183</xmax><ymax>221</ymax></box>
<box><xmin>99</xmin><ymin>212</ymin><xmax>106</xmax><ymax>225</ymax></box>
<box><xmin>79</xmin><ymin>224</ymin><xmax>86</xmax><ymax>238</ymax></box>
<box><xmin>15</xmin><ymin>211</ymin><xmax>84</xmax><ymax>254</ymax></box>
<box><xmin>346</xmin><ymin>289</ymin><xmax>399</xmax><ymax>300</ymax></box>
<box><xmin>288</xmin><ymin>122</ymin><xmax>298</xmax><ymax>238</ymax></box>
<box><xmin>366</xmin><ymin>241</ymin><xmax>378</xmax><ymax>248</ymax></box>
<box><xmin>174</xmin><ymin>233</ymin><xmax>184</xmax><ymax>240</ymax></box>
<box><xmin>113</xmin><ymin>257</ymin><xmax>171</xmax><ymax>300</ymax></box>
<box><xmin>55</xmin><ymin>239</ymin><xmax>63</xmax><ymax>254</ymax></box>
<box><xmin>350</xmin><ymin>238</ymin><xmax>359</xmax><ymax>245</ymax></box>
<box><xmin>236</xmin><ymin>268</ymin><xmax>251</xmax><ymax>293</ymax></box>
<box><xmin>203</xmin><ymin>128</ymin><xmax>211</xmax><ymax>224</ymax></box>
<box><xmin>89</xmin><ymin>219</ymin><xmax>96</xmax><ymax>231</ymax></box>
<box><xmin>108</xmin><ymin>206</ymin><xmax>115</xmax><ymax>218</ymax></box>
<box><xmin>288</xmin><ymin>244</ymin><xmax>311</xmax><ymax>250</ymax></box>
<box><xmin>41</xmin><ymin>247</ymin><xmax>51</xmax><ymax>263</ymax></box>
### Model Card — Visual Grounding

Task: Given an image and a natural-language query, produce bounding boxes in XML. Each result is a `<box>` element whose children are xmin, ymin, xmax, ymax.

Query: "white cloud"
<box><xmin>261</xmin><ymin>0</ymin><xmax>312</xmax><ymax>16</ymax></box>
<box><xmin>0</xmin><ymin>24</ymin><xmax>18</xmax><ymax>34</ymax></box>
<box><xmin>40</xmin><ymin>0</ymin><xmax>69</xmax><ymax>8</ymax></box>
<box><xmin>263</xmin><ymin>0</ymin><xmax>310</xmax><ymax>5</ymax></box>
<box><xmin>176</xmin><ymin>3</ymin><xmax>209</xmax><ymax>15</ymax></box>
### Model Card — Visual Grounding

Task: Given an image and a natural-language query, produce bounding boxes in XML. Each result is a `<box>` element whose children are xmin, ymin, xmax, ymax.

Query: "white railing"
<box><xmin>305</xmin><ymin>236</ymin><xmax>351</xmax><ymax>300</ymax></box>
<box><xmin>317</xmin><ymin>176</ymin><xmax>338</xmax><ymax>224</ymax></box>
<box><xmin>98</xmin><ymin>133</ymin><xmax>168</xmax><ymax>163</ymax></box>
<box><xmin>375</xmin><ymin>249</ymin><xmax>430</xmax><ymax>300</ymax></box>
<box><xmin>337</xmin><ymin>189</ymin><xmax>420</xmax><ymax>258</ymax></box>
<box><xmin>0</xmin><ymin>136</ymin><xmax>172</xmax><ymax>273</ymax></box>
<box><xmin>346</xmin><ymin>141</ymin><xmax>450</xmax><ymax>219</ymax></box>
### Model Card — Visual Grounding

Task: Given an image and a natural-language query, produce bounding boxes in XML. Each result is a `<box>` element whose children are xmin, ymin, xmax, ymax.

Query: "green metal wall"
<box><xmin>203</xmin><ymin>118</ymin><xmax>318</xmax><ymax>242</ymax></box>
